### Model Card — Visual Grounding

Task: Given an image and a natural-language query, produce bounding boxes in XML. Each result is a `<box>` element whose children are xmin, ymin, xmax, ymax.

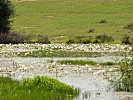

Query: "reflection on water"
<box><xmin>57</xmin><ymin>76</ymin><xmax>115</xmax><ymax>100</ymax></box>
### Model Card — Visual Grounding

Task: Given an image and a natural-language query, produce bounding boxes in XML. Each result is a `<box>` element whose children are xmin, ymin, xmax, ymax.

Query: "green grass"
<box><xmin>58</xmin><ymin>60</ymin><xmax>116</xmax><ymax>66</ymax></box>
<box><xmin>11</xmin><ymin>0</ymin><xmax>133</xmax><ymax>43</ymax></box>
<box><xmin>0</xmin><ymin>76</ymin><xmax>78</xmax><ymax>100</ymax></box>
<box><xmin>15</xmin><ymin>50</ymin><xmax>128</xmax><ymax>58</ymax></box>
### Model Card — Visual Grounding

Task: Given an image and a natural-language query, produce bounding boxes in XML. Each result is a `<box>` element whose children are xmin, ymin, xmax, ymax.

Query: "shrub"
<box><xmin>66</xmin><ymin>35</ymin><xmax>114</xmax><ymax>44</ymax></box>
<box><xmin>122</xmin><ymin>34</ymin><xmax>133</xmax><ymax>45</ymax></box>
<box><xmin>66</xmin><ymin>36</ymin><xmax>92</xmax><ymax>44</ymax></box>
<box><xmin>92</xmin><ymin>38</ymin><xmax>101</xmax><ymax>43</ymax></box>
<box><xmin>0</xmin><ymin>32</ymin><xmax>51</xmax><ymax>44</ymax></box>
<box><xmin>87</xmin><ymin>29</ymin><xmax>95</xmax><ymax>33</ymax></box>
<box><xmin>95</xmin><ymin>34</ymin><xmax>114</xmax><ymax>43</ymax></box>
<box><xmin>81</xmin><ymin>38</ymin><xmax>91</xmax><ymax>44</ymax></box>
<box><xmin>66</xmin><ymin>38</ymin><xmax>78</xmax><ymax>44</ymax></box>
<box><xmin>99</xmin><ymin>19</ymin><xmax>107</xmax><ymax>24</ymax></box>
<box><xmin>66</xmin><ymin>39</ymin><xmax>74</xmax><ymax>44</ymax></box>
<box><xmin>0</xmin><ymin>32</ymin><xmax>30</xmax><ymax>44</ymax></box>
<box><xmin>124</xmin><ymin>23</ymin><xmax>133</xmax><ymax>31</ymax></box>
<box><xmin>115</xmin><ymin>57</ymin><xmax>133</xmax><ymax>92</ymax></box>
<box><xmin>37</xmin><ymin>35</ymin><xmax>51</xmax><ymax>44</ymax></box>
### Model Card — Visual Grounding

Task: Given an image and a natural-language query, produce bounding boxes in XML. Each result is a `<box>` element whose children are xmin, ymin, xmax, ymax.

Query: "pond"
<box><xmin>0</xmin><ymin>57</ymin><xmax>133</xmax><ymax>100</ymax></box>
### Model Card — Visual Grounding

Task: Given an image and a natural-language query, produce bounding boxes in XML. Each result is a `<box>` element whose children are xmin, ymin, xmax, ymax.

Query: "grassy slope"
<box><xmin>0</xmin><ymin>76</ymin><xmax>78</xmax><ymax>100</ymax></box>
<box><xmin>12</xmin><ymin>0</ymin><xmax>133</xmax><ymax>43</ymax></box>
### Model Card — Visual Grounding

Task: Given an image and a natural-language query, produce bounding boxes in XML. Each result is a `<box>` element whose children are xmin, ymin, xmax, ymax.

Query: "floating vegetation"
<box><xmin>0</xmin><ymin>43</ymin><xmax>131</xmax><ymax>58</ymax></box>
<box><xmin>58</xmin><ymin>60</ymin><xmax>116</xmax><ymax>66</ymax></box>
<box><xmin>0</xmin><ymin>43</ymin><xmax>132</xmax><ymax>99</ymax></box>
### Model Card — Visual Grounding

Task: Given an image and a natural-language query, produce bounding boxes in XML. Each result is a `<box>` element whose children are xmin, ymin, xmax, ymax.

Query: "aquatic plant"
<box><xmin>0</xmin><ymin>43</ymin><xmax>131</xmax><ymax>58</ymax></box>
<box><xmin>108</xmin><ymin>48</ymin><xmax>133</xmax><ymax>92</ymax></box>
<box><xmin>58</xmin><ymin>60</ymin><xmax>116</xmax><ymax>66</ymax></box>
<box><xmin>115</xmin><ymin>57</ymin><xmax>133</xmax><ymax>92</ymax></box>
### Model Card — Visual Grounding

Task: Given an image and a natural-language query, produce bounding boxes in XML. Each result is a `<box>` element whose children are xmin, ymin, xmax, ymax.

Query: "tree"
<box><xmin>0</xmin><ymin>0</ymin><xmax>14</xmax><ymax>33</ymax></box>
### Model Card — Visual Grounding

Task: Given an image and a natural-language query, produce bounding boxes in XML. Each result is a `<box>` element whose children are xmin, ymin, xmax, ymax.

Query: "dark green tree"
<box><xmin>0</xmin><ymin>0</ymin><xmax>14</xmax><ymax>33</ymax></box>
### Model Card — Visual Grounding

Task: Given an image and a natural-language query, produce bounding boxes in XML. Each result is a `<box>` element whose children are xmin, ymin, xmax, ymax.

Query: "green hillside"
<box><xmin>11</xmin><ymin>0</ymin><xmax>133</xmax><ymax>43</ymax></box>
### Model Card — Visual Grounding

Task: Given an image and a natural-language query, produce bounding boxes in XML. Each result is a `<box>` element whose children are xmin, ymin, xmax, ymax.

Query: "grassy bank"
<box><xmin>0</xmin><ymin>76</ymin><xmax>78</xmax><ymax>100</ymax></box>
<box><xmin>11</xmin><ymin>0</ymin><xmax>133</xmax><ymax>43</ymax></box>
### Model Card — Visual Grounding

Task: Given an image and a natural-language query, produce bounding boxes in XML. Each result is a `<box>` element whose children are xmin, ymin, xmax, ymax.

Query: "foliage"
<box><xmin>95</xmin><ymin>34</ymin><xmax>114</xmax><ymax>43</ymax></box>
<box><xmin>99</xmin><ymin>19</ymin><xmax>107</xmax><ymax>24</ymax></box>
<box><xmin>20</xmin><ymin>76</ymin><xmax>78</xmax><ymax>95</ymax></box>
<box><xmin>37</xmin><ymin>35</ymin><xmax>51</xmax><ymax>44</ymax></box>
<box><xmin>114</xmin><ymin>59</ymin><xmax>133</xmax><ymax>92</ymax></box>
<box><xmin>122</xmin><ymin>34</ymin><xmax>133</xmax><ymax>45</ymax></box>
<box><xmin>110</xmin><ymin>48</ymin><xmax>133</xmax><ymax>92</ymax></box>
<box><xmin>0</xmin><ymin>76</ymin><xmax>78</xmax><ymax>100</ymax></box>
<box><xmin>124</xmin><ymin>23</ymin><xmax>133</xmax><ymax>31</ymax></box>
<box><xmin>66</xmin><ymin>35</ymin><xmax>114</xmax><ymax>44</ymax></box>
<box><xmin>0</xmin><ymin>32</ymin><xmax>30</xmax><ymax>44</ymax></box>
<box><xmin>87</xmin><ymin>29</ymin><xmax>95</xmax><ymax>33</ymax></box>
<box><xmin>66</xmin><ymin>36</ymin><xmax>92</xmax><ymax>44</ymax></box>
<box><xmin>0</xmin><ymin>32</ymin><xmax>51</xmax><ymax>44</ymax></box>
<box><xmin>0</xmin><ymin>0</ymin><xmax>14</xmax><ymax>33</ymax></box>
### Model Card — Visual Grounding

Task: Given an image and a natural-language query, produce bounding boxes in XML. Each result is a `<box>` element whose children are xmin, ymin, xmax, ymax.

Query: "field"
<box><xmin>0</xmin><ymin>0</ymin><xmax>133</xmax><ymax>99</ymax></box>
<box><xmin>11</xmin><ymin>0</ymin><xmax>133</xmax><ymax>43</ymax></box>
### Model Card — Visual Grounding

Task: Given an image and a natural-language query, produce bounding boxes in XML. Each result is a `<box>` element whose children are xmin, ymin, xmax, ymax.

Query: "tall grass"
<box><xmin>0</xmin><ymin>76</ymin><xmax>79</xmax><ymax>100</ymax></box>
<box><xmin>110</xmin><ymin>48</ymin><xmax>133</xmax><ymax>92</ymax></box>
<box><xmin>114</xmin><ymin>58</ymin><xmax>133</xmax><ymax>92</ymax></box>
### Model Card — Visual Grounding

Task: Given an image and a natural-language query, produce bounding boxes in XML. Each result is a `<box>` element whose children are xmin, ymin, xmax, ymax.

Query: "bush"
<box><xmin>0</xmin><ymin>32</ymin><xmax>30</xmax><ymax>44</ymax></box>
<box><xmin>92</xmin><ymin>38</ymin><xmax>101</xmax><ymax>43</ymax></box>
<box><xmin>99</xmin><ymin>19</ymin><xmax>107</xmax><ymax>24</ymax></box>
<box><xmin>66</xmin><ymin>35</ymin><xmax>114</xmax><ymax>44</ymax></box>
<box><xmin>0</xmin><ymin>32</ymin><xmax>51</xmax><ymax>44</ymax></box>
<box><xmin>124</xmin><ymin>23</ymin><xmax>133</xmax><ymax>31</ymax></box>
<box><xmin>66</xmin><ymin>38</ymin><xmax>76</xmax><ymax>44</ymax></box>
<box><xmin>122</xmin><ymin>34</ymin><xmax>133</xmax><ymax>45</ymax></box>
<box><xmin>95</xmin><ymin>34</ymin><xmax>114</xmax><ymax>43</ymax></box>
<box><xmin>87</xmin><ymin>29</ymin><xmax>95</xmax><ymax>33</ymax></box>
<box><xmin>66</xmin><ymin>36</ymin><xmax>92</xmax><ymax>44</ymax></box>
<box><xmin>37</xmin><ymin>35</ymin><xmax>51</xmax><ymax>44</ymax></box>
<box><xmin>115</xmin><ymin>57</ymin><xmax>133</xmax><ymax>92</ymax></box>
<box><xmin>81</xmin><ymin>38</ymin><xmax>91</xmax><ymax>44</ymax></box>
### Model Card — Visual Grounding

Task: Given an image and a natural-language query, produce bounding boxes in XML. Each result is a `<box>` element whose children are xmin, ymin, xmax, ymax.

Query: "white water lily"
<box><xmin>0</xmin><ymin>43</ymin><xmax>132</xmax><ymax>57</ymax></box>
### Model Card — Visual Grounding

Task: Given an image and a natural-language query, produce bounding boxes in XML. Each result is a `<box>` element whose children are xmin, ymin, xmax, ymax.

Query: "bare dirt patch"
<box><xmin>52</xmin><ymin>36</ymin><xmax>68</xmax><ymax>40</ymax></box>
<box><xmin>16</xmin><ymin>0</ymin><xmax>37</xmax><ymax>3</ymax></box>
<box><xmin>20</xmin><ymin>26</ymin><xmax>35</xmax><ymax>29</ymax></box>
<box><xmin>45</xmin><ymin>16</ymin><xmax>55</xmax><ymax>19</ymax></box>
